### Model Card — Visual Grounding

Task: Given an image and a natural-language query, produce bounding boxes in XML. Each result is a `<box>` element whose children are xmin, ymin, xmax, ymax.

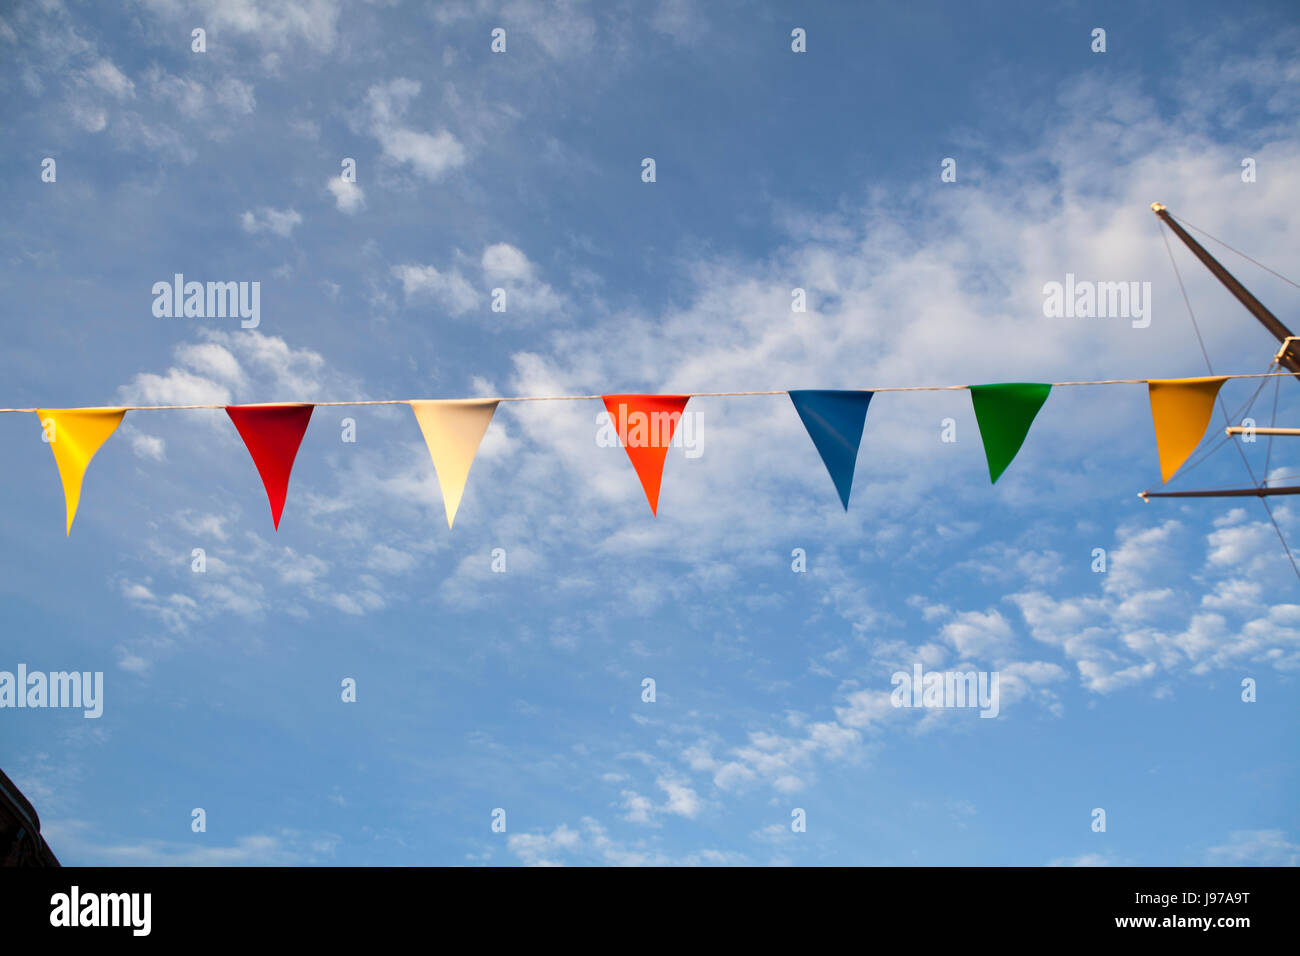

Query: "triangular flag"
<box><xmin>601</xmin><ymin>394</ymin><xmax>691</xmax><ymax>515</ymax></box>
<box><xmin>36</xmin><ymin>408</ymin><xmax>126</xmax><ymax>535</ymax></box>
<box><xmin>410</xmin><ymin>399</ymin><xmax>499</xmax><ymax>529</ymax></box>
<box><xmin>1147</xmin><ymin>376</ymin><xmax>1226</xmax><ymax>482</ymax></box>
<box><xmin>226</xmin><ymin>404</ymin><xmax>315</xmax><ymax>529</ymax></box>
<box><xmin>788</xmin><ymin>390</ymin><xmax>874</xmax><ymax>509</ymax></box>
<box><xmin>969</xmin><ymin>383</ymin><xmax>1052</xmax><ymax>483</ymax></box>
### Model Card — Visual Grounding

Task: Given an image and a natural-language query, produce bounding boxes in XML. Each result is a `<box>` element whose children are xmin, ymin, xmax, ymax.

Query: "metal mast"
<box><xmin>1150</xmin><ymin>202</ymin><xmax>1300</xmax><ymax>378</ymax></box>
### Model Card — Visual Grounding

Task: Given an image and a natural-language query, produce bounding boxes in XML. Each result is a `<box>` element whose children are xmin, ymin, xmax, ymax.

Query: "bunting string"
<box><xmin>0</xmin><ymin>370</ymin><xmax>1292</xmax><ymax>414</ymax></box>
<box><xmin>7</xmin><ymin>370</ymin><xmax>1294</xmax><ymax>534</ymax></box>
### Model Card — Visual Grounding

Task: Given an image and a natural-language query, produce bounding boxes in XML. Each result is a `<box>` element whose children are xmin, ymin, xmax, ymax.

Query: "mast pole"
<box><xmin>1139</xmin><ymin>486</ymin><xmax>1300</xmax><ymax>499</ymax></box>
<box><xmin>1150</xmin><ymin>202</ymin><xmax>1300</xmax><ymax>378</ymax></box>
<box><xmin>1225</xmin><ymin>426</ymin><xmax>1300</xmax><ymax>437</ymax></box>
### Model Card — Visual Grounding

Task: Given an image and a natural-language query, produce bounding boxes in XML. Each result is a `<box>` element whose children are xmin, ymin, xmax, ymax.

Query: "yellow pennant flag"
<box><xmin>36</xmin><ymin>408</ymin><xmax>127</xmax><ymax>534</ymax></box>
<box><xmin>410</xmin><ymin>399</ymin><xmax>499</xmax><ymax>529</ymax></box>
<box><xmin>1147</xmin><ymin>377</ymin><xmax>1226</xmax><ymax>482</ymax></box>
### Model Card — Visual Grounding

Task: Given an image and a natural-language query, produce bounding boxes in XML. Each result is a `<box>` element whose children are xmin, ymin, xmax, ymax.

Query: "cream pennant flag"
<box><xmin>410</xmin><ymin>399</ymin><xmax>499</xmax><ymax>528</ymax></box>
<box><xmin>1147</xmin><ymin>377</ymin><xmax>1226</xmax><ymax>482</ymax></box>
<box><xmin>36</xmin><ymin>408</ymin><xmax>127</xmax><ymax>534</ymax></box>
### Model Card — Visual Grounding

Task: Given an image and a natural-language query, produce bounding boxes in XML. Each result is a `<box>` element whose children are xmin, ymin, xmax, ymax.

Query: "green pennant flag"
<box><xmin>969</xmin><ymin>383</ymin><xmax>1052</xmax><ymax>483</ymax></box>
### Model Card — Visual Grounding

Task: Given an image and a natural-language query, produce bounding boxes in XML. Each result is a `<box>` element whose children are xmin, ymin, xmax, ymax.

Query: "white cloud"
<box><xmin>940</xmin><ymin>609</ymin><xmax>1017</xmax><ymax>660</ymax></box>
<box><xmin>433</xmin><ymin>0</ymin><xmax>596</xmax><ymax>59</ymax></box>
<box><xmin>383</xmin><ymin>128</ymin><xmax>466</xmax><ymax>181</ymax></box>
<box><xmin>687</xmin><ymin>714</ymin><xmax>870</xmax><ymax>797</ymax></box>
<box><xmin>69</xmin><ymin>102</ymin><xmax>107</xmax><ymax>132</ymax></box>
<box><xmin>215</xmin><ymin>76</ymin><xmax>256</xmax><ymax>114</ymax></box>
<box><xmin>219</xmin><ymin>330</ymin><xmax>336</xmax><ymax>399</ymax></box>
<box><xmin>1012</xmin><ymin>510</ymin><xmax>1300</xmax><ymax>693</ymax></box>
<box><xmin>365</xmin><ymin>79</ymin><xmax>467</xmax><ymax>181</ymax></box>
<box><xmin>121</xmin><ymin>581</ymin><xmax>156</xmax><ymax>602</ymax></box>
<box><xmin>142</xmin><ymin>65</ymin><xmax>257</xmax><ymax>124</ymax></box>
<box><xmin>506</xmin><ymin>817</ymin><xmax>741</xmax><ymax>867</ymax></box>
<box><xmin>618</xmin><ymin>777</ymin><xmax>703</xmax><ymax>824</ymax></box>
<box><xmin>139</xmin><ymin>0</ymin><xmax>343</xmax><ymax>53</ymax></box>
<box><xmin>146</xmin><ymin>67</ymin><xmax>207</xmax><ymax>118</ymax></box>
<box><xmin>130</xmin><ymin>432</ymin><xmax>166</xmax><ymax>461</ymax></box>
<box><xmin>619</xmin><ymin>790</ymin><xmax>654</xmax><ymax>824</ymax></box>
<box><xmin>507</xmin><ymin>822</ymin><xmax>581</xmax><ymax>866</ymax></box>
<box><xmin>367</xmin><ymin>544</ymin><xmax>416</xmax><ymax>573</ymax></box>
<box><xmin>241</xmin><ymin>206</ymin><xmax>303</xmax><ymax>237</ymax></box>
<box><xmin>1048</xmin><ymin>853</ymin><xmax>1122</xmax><ymax>867</ymax></box>
<box><xmin>482</xmin><ymin>243</ymin><xmax>533</xmax><ymax>281</ymax></box>
<box><xmin>327</xmin><ymin>177</ymin><xmax>365</xmax><ymax>213</ymax></box>
<box><xmin>84</xmin><ymin>58</ymin><xmax>134</xmax><ymax>99</ymax></box>
<box><xmin>175</xmin><ymin>512</ymin><xmax>230</xmax><ymax>542</ymax></box>
<box><xmin>117</xmin><ymin>653</ymin><xmax>151</xmax><ymax>674</ymax></box>
<box><xmin>41</xmin><ymin>820</ymin><xmax>338</xmax><ymax>866</ymax></box>
<box><xmin>119</xmin><ymin>367</ymin><xmax>233</xmax><ymax>406</ymax></box>
<box><xmin>1207</xmin><ymin>829</ymin><xmax>1299</xmax><ymax>866</ymax></box>
<box><xmin>175</xmin><ymin>343</ymin><xmax>247</xmax><ymax>388</ymax></box>
<box><xmin>391</xmin><ymin>263</ymin><xmax>479</xmax><ymax>314</ymax></box>
<box><xmin>480</xmin><ymin>243</ymin><xmax>563</xmax><ymax>316</ymax></box>
<box><xmin>116</xmin><ymin>334</ymin><xmax>308</xmax><ymax>406</ymax></box>
<box><xmin>390</xmin><ymin>244</ymin><xmax>561</xmax><ymax>320</ymax></box>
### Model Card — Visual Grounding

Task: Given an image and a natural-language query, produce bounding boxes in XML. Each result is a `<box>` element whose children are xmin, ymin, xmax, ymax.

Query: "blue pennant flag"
<box><xmin>788</xmin><ymin>390</ymin><xmax>875</xmax><ymax>509</ymax></box>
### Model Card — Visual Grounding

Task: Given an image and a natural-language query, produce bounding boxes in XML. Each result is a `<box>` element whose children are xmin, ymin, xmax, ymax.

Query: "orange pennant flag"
<box><xmin>1147</xmin><ymin>377</ymin><xmax>1227</xmax><ymax>482</ymax></box>
<box><xmin>601</xmin><ymin>394</ymin><xmax>690</xmax><ymax>515</ymax></box>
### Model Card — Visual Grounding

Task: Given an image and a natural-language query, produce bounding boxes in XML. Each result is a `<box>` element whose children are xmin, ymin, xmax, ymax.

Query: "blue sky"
<box><xmin>1</xmin><ymin>0</ymin><xmax>1298</xmax><ymax>866</ymax></box>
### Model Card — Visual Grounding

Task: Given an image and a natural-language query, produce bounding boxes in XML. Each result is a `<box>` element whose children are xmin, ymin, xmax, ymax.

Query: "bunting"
<box><xmin>601</xmin><ymin>394</ymin><xmax>691</xmax><ymax>515</ymax></box>
<box><xmin>788</xmin><ymin>390</ymin><xmax>874</xmax><ymax>509</ymax></box>
<box><xmin>226</xmin><ymin>404</ymin><xmax>315</xmax><ymax>529</ymax></box>
<box><xmin>36</xmin><ymin>408</ymin><xmax>127</xmax><ymax>534</ymax></box>
<box><xmin>969</xmin><ymin>383</ymin><xmax>1052</xmax><ymax>483</ymax></box>
<box><xmin>410</xmin><ymin>399</ymin><xmax>499</xmax><ymax>529</ymax></box>
<box><xmin>7</xmin><ymin>370</ymin><xmax>1284</xmax><ymax>532</ymax></box>
<box><xmin>1147</xmin><ymin>377</ymin><xmax>1227</xmax><ymax>482</ymax></box>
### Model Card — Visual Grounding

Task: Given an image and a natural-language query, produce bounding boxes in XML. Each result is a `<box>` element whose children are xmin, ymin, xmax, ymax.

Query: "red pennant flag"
<box><xmin>226</xmin><ymin>404</ymin><xmax>315</xmax><ymax>529</ymax></box>
<box><xmin>601</xmin><ymin>394</ymin><xmax>690</xmax><ymax>516</ymax></box>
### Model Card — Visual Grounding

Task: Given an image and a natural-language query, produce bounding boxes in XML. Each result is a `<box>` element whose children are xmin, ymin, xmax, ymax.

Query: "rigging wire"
<box><xmin>1264</xmin><ymin>367</ymin><xmax>1282</xmax><ymax>484</ymax></box>
<box><xmin>1251</xmin><ymin>471</ymin><xmax>1300</xmax><ymax>484</ymax></box>
<box><xmin>1169</xmin><ymin>213</ymin><xmax>1300</xmax><ymax>291</ymax></box>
